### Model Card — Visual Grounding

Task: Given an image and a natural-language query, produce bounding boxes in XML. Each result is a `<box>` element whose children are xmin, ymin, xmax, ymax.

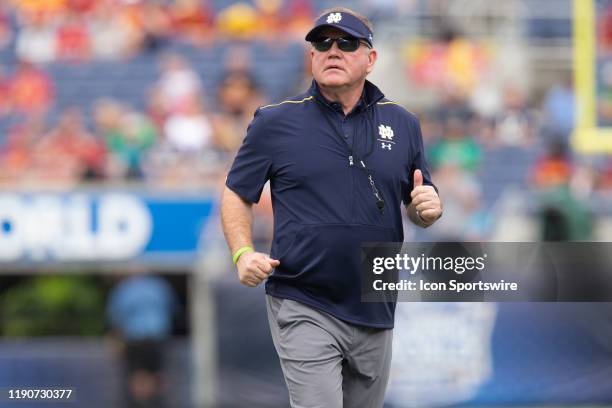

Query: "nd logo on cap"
<box><xmin>327</xmin><ymin>13</ymin><xmax>342</xmax><ymax>23</ymax></box>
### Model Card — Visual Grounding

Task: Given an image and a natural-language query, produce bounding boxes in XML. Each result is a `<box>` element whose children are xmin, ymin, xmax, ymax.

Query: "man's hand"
<box><xmin>409</xmin><ymin>169</ymin><xmax>442</xmax><ymax>225</ymax></box>
<box><xmin>236</xmin><ymin>251</ymin><xmax>280</xmax><ymax>287</ymax></box>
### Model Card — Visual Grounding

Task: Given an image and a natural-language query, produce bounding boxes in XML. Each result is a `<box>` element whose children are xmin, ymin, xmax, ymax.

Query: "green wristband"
<box><xmin>232</xmin><ymin>246</ymin><xmax>254</xmax><ymax>264</ymax></box>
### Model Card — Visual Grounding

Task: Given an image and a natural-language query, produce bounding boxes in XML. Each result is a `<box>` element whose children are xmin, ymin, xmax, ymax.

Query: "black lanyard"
<box><xmin>315</xmin><ymin>99</ymin><xmax>385</xmax><ymax>214</ymax></box>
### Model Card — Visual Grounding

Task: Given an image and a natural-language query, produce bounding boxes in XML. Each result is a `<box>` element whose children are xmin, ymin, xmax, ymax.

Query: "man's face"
<box><xmin>310</xmin><ymin>27</ymin><xmax>377</xmax><ymax>89</ymax></box>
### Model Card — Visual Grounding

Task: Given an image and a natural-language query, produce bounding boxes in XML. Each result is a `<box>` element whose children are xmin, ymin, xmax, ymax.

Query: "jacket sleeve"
<box><xmin>402</xmin><ymin>114</ymin><xmax>438</xmax><ymax>205</ymax></box>
<box><xmin>225</xmin><ymin>108</ymin><xmax>273</xmax><ymax>203</ymax></box>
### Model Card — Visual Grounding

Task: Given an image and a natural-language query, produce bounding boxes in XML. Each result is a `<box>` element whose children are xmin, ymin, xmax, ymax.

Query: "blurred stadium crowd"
<box><xmin>0</xmin><ymin>0</ymin><xmax>610</xmax><ymax>243</ymax></box>
<box><xmin>0</xmin><ymin>0</ymin><xmax>313</xmax><ymax>186</ymax></box>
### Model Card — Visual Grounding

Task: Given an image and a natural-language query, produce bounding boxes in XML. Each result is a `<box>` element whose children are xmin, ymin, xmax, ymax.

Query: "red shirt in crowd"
<box><xmin>10</xmin><ymin>63</ymin><xmax>55</xmax><ymax>115</ymax></box>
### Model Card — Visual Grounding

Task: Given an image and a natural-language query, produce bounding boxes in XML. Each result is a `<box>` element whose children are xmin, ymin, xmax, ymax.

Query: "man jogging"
<box><xmin>221</xmin><ymin>7</ymin><xmax>442</xmax><ymax>407</ymax></box>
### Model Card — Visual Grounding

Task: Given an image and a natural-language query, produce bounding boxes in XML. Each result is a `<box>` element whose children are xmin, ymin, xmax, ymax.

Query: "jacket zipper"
<box><xmin>348</xmin><ymin>150</ymin><xmax>354</xmax><ymax>222</ymax></box>
<box><xmin>314</xmin><ymin>96</ymin><xmax>384</xmax><ymax>222</ymax></box>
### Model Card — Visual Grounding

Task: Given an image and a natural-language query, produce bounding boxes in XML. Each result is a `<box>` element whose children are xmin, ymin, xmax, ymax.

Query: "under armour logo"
<box><xmin>381</xmin><ymin>142</ymin><xmax>392</xmax><ymax>150</ymax></box>
<box><xmin>378</xmin><ymin>124</ymin><xmax>394</xmax><ymax>140</ymax></box>
<box><xmin>326</xmin><ymin>13</ymin><xmax>342</xmax><ymax>24</ymax></box>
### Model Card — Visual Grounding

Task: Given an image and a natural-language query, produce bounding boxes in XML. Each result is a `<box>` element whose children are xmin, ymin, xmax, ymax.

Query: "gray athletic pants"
<box><xmin>266</xmin><ymin>295</ymin><xmax>393</xmax><ymax>408</ymax></box>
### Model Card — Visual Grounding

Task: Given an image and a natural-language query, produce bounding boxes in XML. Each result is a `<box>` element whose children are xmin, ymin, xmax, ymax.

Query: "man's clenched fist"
<box><xmin>236</xmin><ymin>251</ymin><xmax>280</xmax><ymax>287</ymax></box>
<box><xmin>410</xmin><ymin>169</ymin><xmax>442</xmax><ymax>224</ymax></box>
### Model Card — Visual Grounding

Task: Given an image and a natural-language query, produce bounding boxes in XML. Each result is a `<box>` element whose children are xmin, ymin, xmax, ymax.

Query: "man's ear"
<box><xmin>365</xmin><ymin>48</ymin><xmax>378</xmax><ymax>75</ymax></box>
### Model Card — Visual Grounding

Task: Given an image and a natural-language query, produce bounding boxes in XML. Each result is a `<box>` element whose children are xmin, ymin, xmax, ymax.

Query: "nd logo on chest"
<box><xmin>378</xmin><ymin>124</ymin><xmax>394</xmax><ymax>151</ymax></box>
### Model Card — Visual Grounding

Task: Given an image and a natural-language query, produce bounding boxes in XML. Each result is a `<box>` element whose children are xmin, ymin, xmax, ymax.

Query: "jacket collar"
<box><xmin>308</xmin><ymin>79</ymin><xmax>385</xmax><ymax>113</ymax></box>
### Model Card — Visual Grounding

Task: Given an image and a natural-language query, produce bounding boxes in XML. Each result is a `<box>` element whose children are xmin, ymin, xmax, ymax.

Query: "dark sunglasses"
<box><xmin>311</xmin><ymin>36</ymin><xmax>370</xmax><ymax>52</ymax></box>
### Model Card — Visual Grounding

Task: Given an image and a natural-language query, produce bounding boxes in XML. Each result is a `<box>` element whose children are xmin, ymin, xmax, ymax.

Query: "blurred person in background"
<box><xmin>215</xmin><ymin>2</ymin><xmax>259</xmax><ymax>41</ymax></box>
<box><xmin>14</xmin><ymin>9</ymin><xmax>58</xmax><ymax>64</ymax></box>
<box><xmin>254</xmin><ymin>0</ymin><xmax>287</xmax><ymax>42</ymax></box>
<box><xmin>212</xmin><ymin>70</ymin><xmax>265</xmax><ymax>152</ymax></box>
<box><xmin>55</xmin><ymin>7</ymin><xmax>91</xmax><ymax>61</ymax></box>
<box><xmin>88</xmin><ymin>0</ymin><xmax>131</xmax><ymax>60</ymax></box>
<box><xmin>138</xmin><ymin>1</ymin><xmax>172</xmax><ymax>53</ymax></box>
<box><xmin>116</xmin><ymin>0</ymin><xmax>171</xmax><ymax>55</ymax></box>
<box><xmin>0</xmin><ymin>118</ymin><xmax>46</xmax><ymax>185</ymax></box>
<box><xmin>30</xmin><ymin>107</ymin><xmax>106</xmax><ymax>183</ymax></box>
<box><xmin>106</xmin><ymin>110</ymin><xmax>157</xmax><ymax>180</ymax></box>
<box><xmin>141</xmin><ymin>94</ymin><xmax>221</xmax><ymax>186</ymax></box>
<box><xmin>482</xmin><ymin>84</ymin><xmax>539</xmax><ymax>147</ymax></box>
<box><xmin>427</xmin><ymin>114</ymin><xmax>481</xmax><ymax>172</ymax></box>
<box><xmin>431</xmin><ymin>84</ymin><xmax>475</xmax><ymax>124</ymax></box>
<box><xmin>163</xmin><ymin>95</ymin><xmax>213</xmax><ymax>153</ymax></box>
<box><xmin>216</xmin><ymin>0</ymin><xmax>316</xmax><ymax>43</ymax></box>
<box><xmin>539</xmin><ymin>186</ymin><xmax>593</xmax><ymax>241</ymax></box>
<box><xmin>152</xmin><ymin>52</ymin><xmax>203</xmax><ymax>116</ymax></box>
<box><xmin>284</xmin><ymin>0</ymin><xmax>316</xmax><ymax>41</ymax></box>
<box><xmin>107</xmin><ymin>271</ymin><xmax>179</xmax><ymax>408</ymax></box>
<box><xmin>433</xmin><ymin>24</ymin><xmax>490</xmax><ymax>94</ymax></box>
<box><xmin>9</xmin><ymin>60</ymin><xmax>55</xmax><ymax>117</ymax></box>
<box><xmin>530</xmin><ymin>140</ymin><xmax>593</xmax><ymax>241</ymax></box>
<box><xmin>541</xmin><ymin>74</ymin><xmax>575</xmax><ymax>142</ymax></box>
<box><xmin>406</xmin><ymin>24</ymin><xmax>490</xmax><ymax>98</ymax></box>
<box><xmin>94</xmin><ymin>98</ymin><xmax>158</xmax><ymax>180</ymax></box>
<box><xmin>170</xmin><ymin>0</ymin><xmax>215</xmax><ymax>46</ymax></box>
<box><xmin>92</xmin><ymin>100</ymin><xmax>126</xmax><ymax>180</ymax></box>
<box><xmin>530</xmin><ymin>139</ymin><xmax>572</xmax><ymax>189</ymax></box>
<box><xmin>221</xmin><ymin>7</ymin><xmax>442</xmax><ymax>407</ymax></box>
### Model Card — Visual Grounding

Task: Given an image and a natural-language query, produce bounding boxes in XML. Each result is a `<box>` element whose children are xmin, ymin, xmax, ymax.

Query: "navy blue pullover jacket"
<box><xmin>226</xmin><ymin>79</ymin><xmax>436</xmax><ymax>329</ymax></box>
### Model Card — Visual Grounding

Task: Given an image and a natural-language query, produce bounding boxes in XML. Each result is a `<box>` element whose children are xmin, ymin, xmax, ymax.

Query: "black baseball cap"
<box><xmin>305</xmin><ymin>11</ymin><xmax>373</xmax><ymax>47</ymax></box>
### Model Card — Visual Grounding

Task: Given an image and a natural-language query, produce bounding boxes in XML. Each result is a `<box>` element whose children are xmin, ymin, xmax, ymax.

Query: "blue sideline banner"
<box><xmin>0</xmin><ymin>190</ymin><xmax>215</xmax><ymax>266</ymax></box>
